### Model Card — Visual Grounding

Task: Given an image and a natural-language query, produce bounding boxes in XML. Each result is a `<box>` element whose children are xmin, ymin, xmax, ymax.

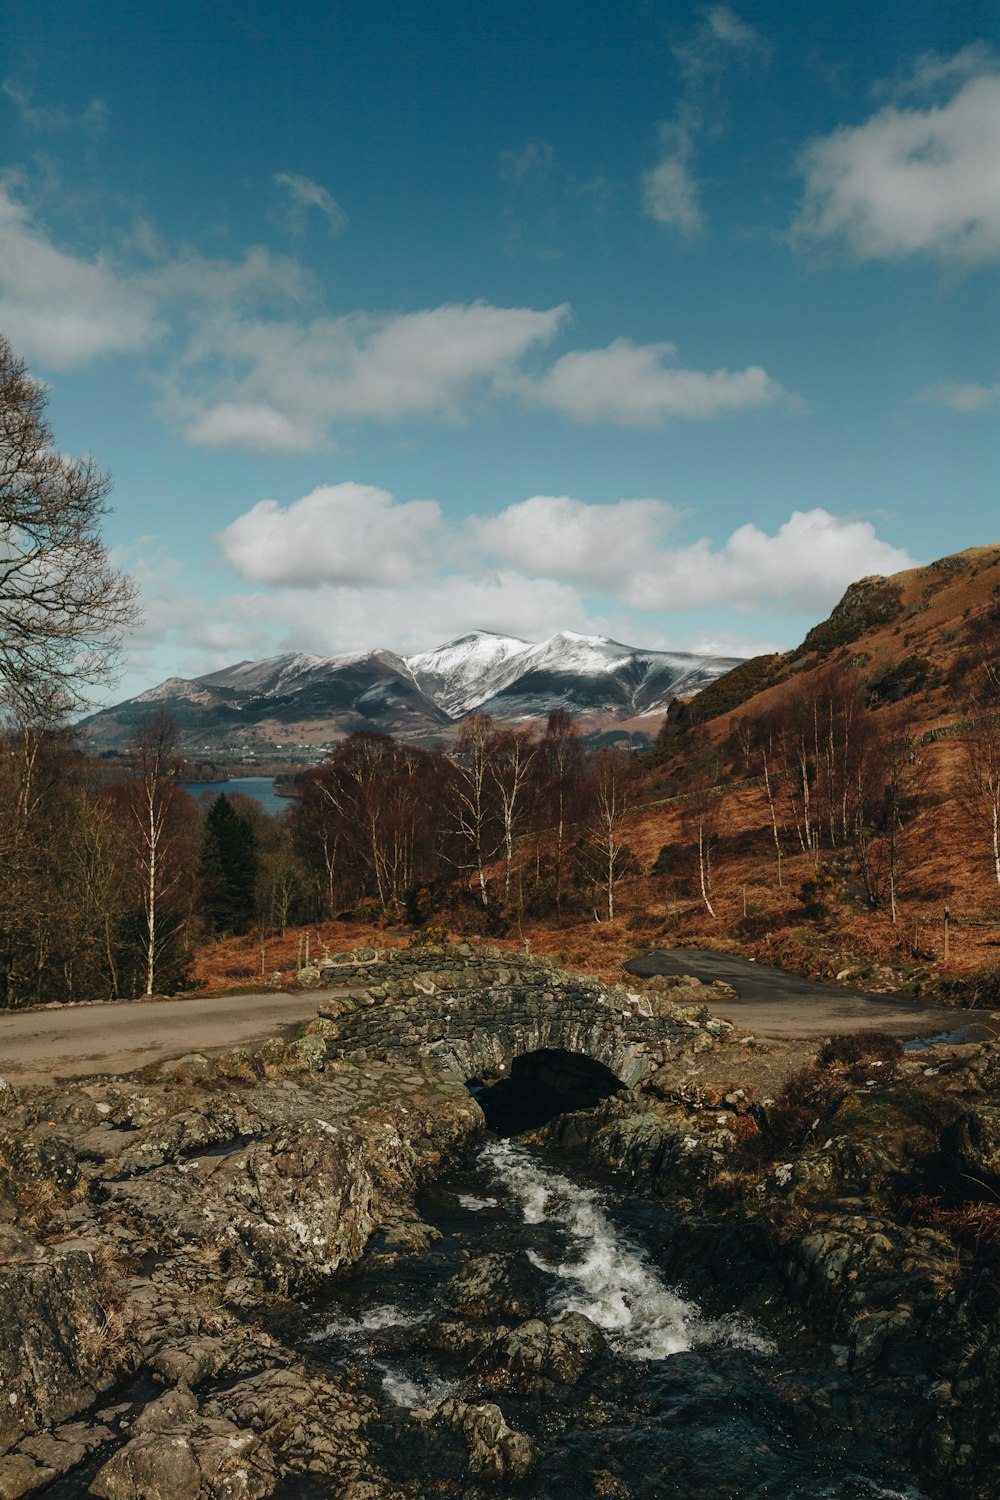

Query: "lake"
<box><xmin>179</xmin><ymin>776</ymin><xmax>292</xmax><ymax>816</ymax></box>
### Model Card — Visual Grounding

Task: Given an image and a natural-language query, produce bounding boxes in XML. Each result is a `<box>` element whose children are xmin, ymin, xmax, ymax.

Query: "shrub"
<box><xmin>816</xmin><ymin>1031</ymin><xmax>903</xmax><ymax>1085</ymax></box>
<box><xmin>797</xmin><ymin>869</ymin><xmax>839</xmax><ymax>924</ymax></box>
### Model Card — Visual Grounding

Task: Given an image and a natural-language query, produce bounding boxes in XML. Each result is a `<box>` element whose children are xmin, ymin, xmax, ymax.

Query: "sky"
<box><xmin>2</xmin><ymin>0</ymin><xmax>998</xmax><ymax>703</ymax></box>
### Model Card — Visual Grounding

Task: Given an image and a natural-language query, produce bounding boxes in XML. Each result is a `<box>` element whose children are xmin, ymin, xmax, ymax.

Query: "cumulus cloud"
<box><xmin>468</xmin><ymin>497</ymin><xmax>915</xmax><ymax>613</ymax></box>
<box><xmin>516</xmin><ymin>338</ymin><xmax>787</xmax><ymax>425</ymax></box>
<box><xmin>472</xmin><ymin>495</ymin><xmax>684</xmax><ymax>585</ymax></box>
<box><xmin>0</xmin><ymin>178</ymin><xmax>155</xmax><ymax>367</ymax></box>
<box><xmin>273</xmin><ymin>172</ymin><xmax>348</xmax><ymax>236</ymax></box>
<box><xmin>921</xmin><ymin>379</ymin><xmax>1000</xmax><ymax>413</ymax></box>
<box><xmin>218</xmin><ymin>482</ymin><xmax>444</xmax><ymax>587</ymax></box>
<box><xmin>793</xmin><ymin>61</ymin><xmax>1000</xmax><ymax>265</ymax></box>
<box><xmin>116</xmin><ymin>490</ymin><xmax>915</xmax><ymax>693</ymax></box>
<box><xmin>620</xmin><ymin>509</ymin><xmax>917</xmax><ymax>613</ymax></box>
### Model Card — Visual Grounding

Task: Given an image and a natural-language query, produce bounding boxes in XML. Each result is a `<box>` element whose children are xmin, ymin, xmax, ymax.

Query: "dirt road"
<box><xmin>0</xmin><ymin>991</ymin><xmax>326</xmax><ymax>1086</ymax></box>
<box><xmin>625</xmin><ymin>948</ymin><xmax>998</xmax><ymax>1041</ymax></box>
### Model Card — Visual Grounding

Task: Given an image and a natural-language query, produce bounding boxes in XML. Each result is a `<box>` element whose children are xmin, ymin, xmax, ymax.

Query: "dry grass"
<box><xmin>906</xmin><ymin>1192</ymin><xmax>1000</xmax><ymax>1250</ymax></box>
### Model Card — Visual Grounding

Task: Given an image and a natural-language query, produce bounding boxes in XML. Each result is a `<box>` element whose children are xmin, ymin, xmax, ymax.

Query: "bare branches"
<box><xmin>0</xmin><ymin>332</ymin><xmax>140</xmax><ymax>710</ymax></box>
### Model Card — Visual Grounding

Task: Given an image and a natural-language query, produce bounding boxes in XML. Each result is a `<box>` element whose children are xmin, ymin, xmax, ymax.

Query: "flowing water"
<box><xmin>289</xmin><ymin>1137</ymin><xmax>928</xmax><ymax>1499</ymax></box>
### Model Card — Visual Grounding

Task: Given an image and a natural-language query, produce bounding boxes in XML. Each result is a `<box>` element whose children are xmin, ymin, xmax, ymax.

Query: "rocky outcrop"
<box><xmin>0</xmin><ymin>1034</ymin><xmax>483</xmax><ymax>1496</ymax></box>
<box><xmin>0</xmin><ymin>1227</ymin><xmax>136</xmax><ymax>1458</ymax></box>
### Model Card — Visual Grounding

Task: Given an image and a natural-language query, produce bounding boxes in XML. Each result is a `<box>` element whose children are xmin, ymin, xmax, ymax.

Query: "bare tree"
<box><xmin>448</xmin><ymin>714</ymin><xmax>502</xmax><ymax>907</ymax></box>
<box><xmin>0</xmin><ymin>333</ymin><xmax>140</xmax><ymax>711</ymax></box>
<box><xmin>683</xmin><ymin>752</ymin><xmax>724</xmax><ymax>919</ymax></box>
<box><xmin>489</xmin><ymin>727</ymin><xmax>537</xmax><ymax>902</ymax></box>
<box><xmin>539</xmin><ymin>709</ymin><xmax>586</xmax><ymax>910</ymax></box>
<box><xmin>127</xmin><ymin>710</ymin><xmax>184</xmax><ymax>996</ymax></box>
<box><xmin>956</xmin><ymin>712</ymin><xmax>1000</xmax><ymax>890</ymax></box>
<box><xmin>576</xmin><ymin>750</ymin><xmax>637</xmax><ymax>922</ymax></box>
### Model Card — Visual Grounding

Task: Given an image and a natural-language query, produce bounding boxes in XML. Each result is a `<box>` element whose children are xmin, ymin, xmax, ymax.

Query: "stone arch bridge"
<box><xmin>313</xmin><ymin>945</ymin><xmax>715</xmax><ymax>1095</ymax></box>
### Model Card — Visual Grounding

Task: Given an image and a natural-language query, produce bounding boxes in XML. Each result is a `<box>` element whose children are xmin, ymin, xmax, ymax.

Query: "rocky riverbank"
<box><xmin>0</xmin><ymin>1030</ymin><xmax>482</xmax><ymax>1497</ymax></box>
<box><xmin>1</xmin><ymin>945</ymin><xmax>998</xmax><ymax>1497</ymax></box>
<box><xmin>540</xmin><ymin>995</ymin><xmax>1000</xmax><ymax>1497</ymax></box>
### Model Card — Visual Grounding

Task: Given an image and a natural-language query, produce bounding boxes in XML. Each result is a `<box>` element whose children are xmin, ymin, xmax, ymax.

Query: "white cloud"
<box><xmin>0</xmin><ymin>178</ymin><xmax>154</xmax><ymax>367</ymax></box>
<box><xmin>218</xmin><ymin>482</ymin><xmax>444</xmax><ymax>587</ymax></box>
<box><xmin>921</xmin><ymin>379</ymin><xmax>1000</xmax><ymax>413</ymax></box>
<box><xmin>113</xmin><ymin>492</ymin><xmax>915</xmax><ymax>696</ymax></box>
<box><xmin>472</xmin><ymin>495</ymin><xmax>685</xmax><ymax>584</ymax></box>
<box><xmin>619</xmin><ymin>509</ymin><xmax>917</xmax><ymax>612</ymax></box>
<box><xmin>643</xmin><ymin>154</ymin><xmax>703</xmax><ymax>236</ymax></box>
<box><xmin>793</xmin><ymin>64</ymin><xmax>1000</xmax><ymax>266</ymax></box>
<box><xmin>517</xmin><ymin>338</ymin><xmax>787</xmax><ymax>425</ymax></box>
<box><xmin>226</xmin><ymin>570</ymin><xmax>590</xmax><ymax>659</ymax></box>
<box><xmin>467</xmin><ymin>497</ymin><xmax>915</xmax><ymax>613</ymax></box>
<box><xmin>885</xmin><ymin>44</ymin><xmax>995</xmax><ymax>100</ymax></box>
<box><xmin>174</xmin><ymin>300</ymin><xmax>570</xmax><ymax>451</ymax></box>
<box><xmin>644</xmin><ymin>8</ymin><xmax>767</xmax><ymax>234</ymax></box>
<box><xmin>216</xmin><ymin>484</ymin><xmax>914</xmax><ymax>622</ymax></box>
<box><xmin>0</xmin><ymin>180</ymin><xmax>783</xmax><ymax>452</ymax></box>
<box><xmin>273</xmin><ymin>172</ymin><xmax>348</xmax><ymax>236</ymax></box>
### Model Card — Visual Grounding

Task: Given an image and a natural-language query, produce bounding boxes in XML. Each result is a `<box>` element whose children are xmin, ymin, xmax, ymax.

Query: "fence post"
<box><xmin>943</xmin><ymin>907</ymin><xmax>950</xmax><ymax>963</ymax></box>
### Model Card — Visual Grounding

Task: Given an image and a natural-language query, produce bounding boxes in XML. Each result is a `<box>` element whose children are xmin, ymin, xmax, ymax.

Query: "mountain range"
<box><xmin>80</xmin><ymin>631</ymin><xmax>744</xmax><ymax>754</ymax></box>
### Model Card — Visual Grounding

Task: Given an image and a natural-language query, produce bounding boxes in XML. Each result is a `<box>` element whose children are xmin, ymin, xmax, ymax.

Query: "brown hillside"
<box><xmin>671</xmin><ymin>544</ymin><xmax>1000</xmax><ymax>741</ymax></box>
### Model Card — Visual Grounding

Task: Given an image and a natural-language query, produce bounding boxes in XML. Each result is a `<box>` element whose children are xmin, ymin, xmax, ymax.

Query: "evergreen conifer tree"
<box><xmin>199</xmin><ymin>795</ymin><xmax>258</xmax><ymax>934</ymax></box>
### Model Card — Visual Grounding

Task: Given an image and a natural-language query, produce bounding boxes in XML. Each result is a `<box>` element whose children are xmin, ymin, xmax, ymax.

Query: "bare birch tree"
<box><xmin>127</xmin><ymin>710</ymin><xmax>183</xmax><ymax>996</ymax></box>
<box><xmin>957</xmin><ymin>713</ymin><xmax>1000</xmax><ymax>890</ymax></box>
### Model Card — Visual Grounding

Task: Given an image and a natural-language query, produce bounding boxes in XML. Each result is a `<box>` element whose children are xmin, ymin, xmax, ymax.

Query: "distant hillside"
<box><xmin>81</xmin><ymin>631</ymin><xmax>743</xmax><ymax>755</ymax></box>
<box><xmin>653</xmin><ymin>545</ymin><xmax>1000</xmax><ymax>751</ymax></box>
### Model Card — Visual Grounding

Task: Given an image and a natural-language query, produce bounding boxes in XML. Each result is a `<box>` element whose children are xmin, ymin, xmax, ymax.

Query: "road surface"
<box><xmin>0</xmin><ymin>991</ymin><xmax>326</xmax><ymax>1086</ymax></box>
<box><xmin>625</xmin><ymin>948</ymin><xmax>998</xmax><ymax>1041</ymax></box>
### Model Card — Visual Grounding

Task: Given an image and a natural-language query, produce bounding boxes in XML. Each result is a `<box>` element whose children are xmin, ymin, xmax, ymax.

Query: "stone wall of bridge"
<box><xmin>309</xmin><ymin>944</ymin><xmax>714</xmax><ymax>1088</ymax></box>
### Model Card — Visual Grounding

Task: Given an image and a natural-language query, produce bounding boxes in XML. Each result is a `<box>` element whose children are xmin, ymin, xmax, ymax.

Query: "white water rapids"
<box><xmin>481</xmin><ymin>1138</ymin><xmax>773</xmax><ymax>1361</ymax></box>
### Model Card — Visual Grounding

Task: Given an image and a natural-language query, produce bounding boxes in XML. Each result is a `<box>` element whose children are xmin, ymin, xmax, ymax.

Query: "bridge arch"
<box><xmin>316</xmin><ymin>952</ymin><xmax>689</xmax><ymax>1122</ymax></box>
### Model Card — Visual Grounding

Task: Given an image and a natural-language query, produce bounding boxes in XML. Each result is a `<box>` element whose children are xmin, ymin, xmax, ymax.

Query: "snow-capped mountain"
<box><xmin>81</xmin><ymin>630</ymin><xmax>744</xmax><ymax>751</ymax></box>
<box><xmin>406</xmin><ymin>631</ymin><xmax>532</xmax><ymax>718</ymax></box>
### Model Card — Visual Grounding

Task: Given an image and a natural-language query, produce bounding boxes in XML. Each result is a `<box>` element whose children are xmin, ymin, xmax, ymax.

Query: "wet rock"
<box><xmin>434</xmin><ymin>1398</ymin><xmax>536</xmax><ymax>1480</ymax></box>
<box><xmin>481</xmin><ymin>1312</ymin><xmax>606</xmax><ymax>1389</ymax></box>
<box><xmin>446</xmin><ymin>1252</ymin><xmax>547</xmax><ymax>1322</ymax></box>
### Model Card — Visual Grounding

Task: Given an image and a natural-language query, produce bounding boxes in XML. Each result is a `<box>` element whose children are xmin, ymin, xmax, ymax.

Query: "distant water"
<box><xmin>179</xmin><ymin>776</ymin><xmax>290</xmax><ymax>816</ymax></box>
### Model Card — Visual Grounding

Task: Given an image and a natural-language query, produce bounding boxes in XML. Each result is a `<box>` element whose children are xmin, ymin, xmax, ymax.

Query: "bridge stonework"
<box><xmin>311</xmin><ymin>945</ymin><xmax>691</xmax><ymax>1088</ymax></box>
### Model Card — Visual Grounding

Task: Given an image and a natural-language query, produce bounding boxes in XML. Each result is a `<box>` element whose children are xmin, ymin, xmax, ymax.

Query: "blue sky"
<box><xmin>2</xmin><ymin>0</ymin><xmax>998</xmax><ymax>701</ymax></box>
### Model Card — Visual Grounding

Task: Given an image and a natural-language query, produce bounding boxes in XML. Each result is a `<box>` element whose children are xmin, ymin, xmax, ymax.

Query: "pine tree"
<box><xmin>199</xmin><ymin>795</ymin><xmax>258</xmax><ymax>935</ymax></box>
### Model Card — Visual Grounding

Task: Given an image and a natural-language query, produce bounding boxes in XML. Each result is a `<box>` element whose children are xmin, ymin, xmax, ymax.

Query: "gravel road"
<box><xmin>0</xmin><ymin>990</ymin><xmax>326</xmax><ymax>1085</ymax></box>
<box><xmin>624</xmin><ymin>948</ymin><xmax>998</xmax><ymax>1041</ymax></box>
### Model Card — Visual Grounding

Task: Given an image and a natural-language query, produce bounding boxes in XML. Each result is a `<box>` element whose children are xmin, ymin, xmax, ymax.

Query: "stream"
<box><xmin>285</xmin><ymin>1133</ymin><xmax>929</xmax><ymax>1499</ymax></box>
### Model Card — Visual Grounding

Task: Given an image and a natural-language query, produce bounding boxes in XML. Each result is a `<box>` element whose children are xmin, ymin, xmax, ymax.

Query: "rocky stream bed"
<box><xmin>0</xmin><ymin>945</ymin><xmax>999</xmax><ymax>1498</ymax></box>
